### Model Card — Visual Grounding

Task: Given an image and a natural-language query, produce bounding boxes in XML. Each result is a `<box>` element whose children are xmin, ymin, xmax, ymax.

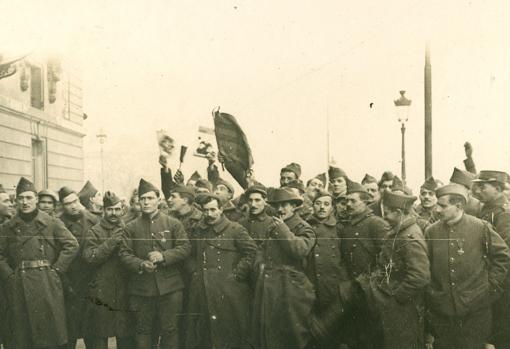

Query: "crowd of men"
<box><xmin>1</xmin><ymin>147</ymin><xmax>510</xmax><ymax>349</ymax></box>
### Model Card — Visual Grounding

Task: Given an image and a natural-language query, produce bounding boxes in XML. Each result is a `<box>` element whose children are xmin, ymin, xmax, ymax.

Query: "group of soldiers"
<box><xmin>1</xmin><ymin>147</ymin><xmax>510</xmax><ymax>349</ymax></box>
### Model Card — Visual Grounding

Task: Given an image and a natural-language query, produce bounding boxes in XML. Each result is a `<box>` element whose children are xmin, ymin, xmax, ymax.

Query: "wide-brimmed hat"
<box><xmin>268</xmin><ymin>187</ymin><xmax>303</xmax><ymax>205</ymax></box>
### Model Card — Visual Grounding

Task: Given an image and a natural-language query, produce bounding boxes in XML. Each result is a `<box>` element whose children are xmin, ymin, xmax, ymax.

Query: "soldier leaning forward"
<box><xmin>0</xmin><ymin>177</ymin><xmax>79</xmax><ymax>349</ymax></box>
<box><xmin>426</xmin><ymin>184</ymin><xmax>510</xmax><ymax>349</ymax></box>
<box><xmin>252</xmin><ymin>188</ymin><xmax>317</xmax><ymax>349</ymax></box>
<box><xmin>58</xmin><ymin>186</ymin><xmax>100</xmax><ymax>348</ymax></box>
<box><xmin>82</xmin><ymin>191</ymin><xmax>135</xmax><ymax>349</ymax></box>
<box><xmin>355</xmin><ymin>191</ymin><xmax>430</xmax><ymax>349</ymax></box>
<box><xmin>119</xmin><ymin>179</ymin><xmax>191</xmax><ymax>349</ymax></box>
<box><xmin>186</xmin><ymin>194</ymin><xmax>257</xmax><ymax>349</ymax></box>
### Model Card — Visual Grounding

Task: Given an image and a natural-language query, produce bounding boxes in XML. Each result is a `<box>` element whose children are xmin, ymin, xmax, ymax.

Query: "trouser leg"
<box><xmin>86</xmin><ymin>337</ymin><xmax>108</xmax><ymax>349</ymax></box>
<box><xmin>130</xmin><ymin>295</ymin><xmax>157</xmax><ymax>349</ymax></box>
<box><xmin>117</xmin><ymin>336</ymin><xmax>135</xmax><ymax>349</ymax></box>
<box><xmin>158</xmin><ymin>291</ymin><xmax>183</xmax><ymax>349</ymax></box>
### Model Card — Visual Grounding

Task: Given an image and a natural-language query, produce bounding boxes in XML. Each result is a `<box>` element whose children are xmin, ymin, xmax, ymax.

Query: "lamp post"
<box><xmin>394</xmin><ymin>91</ymin><xmax>412</xmax><ymax>183</ymax></box>
<box><xmin>96</xmin><ymin>129</ymin><xmax>107</xmax><ymax>192</ymax></box>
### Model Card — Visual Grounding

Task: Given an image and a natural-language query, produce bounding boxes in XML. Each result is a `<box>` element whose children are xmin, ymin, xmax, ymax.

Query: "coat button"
<box><xmin>218</xmin><ymin>266</ymin><xmax>222</xmax><ymax>270</ymax></box>
<box><xmin>451</xmin><ymin>282</ymin><xmax>455</xmax><ymax>286</ymax></box>
<box><xmin>355</xmin><ymin>232</ymin><xmax>359</xmax><ymax>236</ymax></box>
<box><xmin>315</xmin><ymin>254</ymin><xmax>319</xmax><ymax>257</ymax></box>
<box><xmin>450</xmin><ymin>257</ymin><xmax>455</xmax><ymax>262</ymax></box>
<box><xmin>203</xmin><ymin>267</ymin><xmax>207</xmax><ymax>271</ymax></box>
<box><xmin>353</xmin><ymin>244</ymin><xmax>357</xmax><ymax>248</ymax></box>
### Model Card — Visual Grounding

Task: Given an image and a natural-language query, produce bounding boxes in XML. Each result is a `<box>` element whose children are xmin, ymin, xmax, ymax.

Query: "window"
<box><xmin>30</xmin><ymin>65</ymin><xmax>44</xmax><ymax>109</ymax></box>
<box><xmin>31</xmin><ymin>139</ymin><xmax>46</xmax><ymax>189</ymax></box>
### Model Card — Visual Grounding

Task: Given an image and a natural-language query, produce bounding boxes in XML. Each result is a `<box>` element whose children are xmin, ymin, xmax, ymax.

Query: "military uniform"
<box><xmin>415</xmin><ymin>204</ymin><xmax>439</xmax><ymax>225</ymax></box>
<box><xmin>252</xmin><ymin>213</ymin><xmax>316</xmax><ymax>349</ymax></box>
<box><xmin>222</xmin><ymin>199</ymin><xmax>245</xmax><ymax>222</ymax></box>
<box><xmin>0</xmin><ymin>210</ymin><xmax>79</xmax><ymax>349</ymax></box>
<box><xmin>119</xmin><ymin>210</ymin><xmax>190</xmax><ymax>349</ymax></box>
<box><xmin>361</xmin><ymin>216</ymin><xmax>430</xmax><ymax>348</ymax></box>
<box><xmin>340</xmin><ymin>207</ymin><xmax>390</xmax><ymax>278</ymax></box>
<box><xmin>82</xmin><ymin>218</ymin><xmax>134</xmax><ymax>348</ymax></box>
<box><xmin>59</xmin><ymin>209</ymin><xmax>100</xmax><ymax>347</ymax></box>
<box><xmin>186</xmin><ymin>215</ymin><xmax>256</xmax><ymax>349</ymax></box>
<box><xmin>426</xmin><ymin>213</ymin><xmax>510</xmax><ymax>348</ymax></box>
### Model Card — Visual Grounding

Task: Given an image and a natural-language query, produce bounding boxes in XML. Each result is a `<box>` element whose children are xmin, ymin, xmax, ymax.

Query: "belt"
<box><xmin>20</xmin><ymin>260</ymin><xmax>50</xmax><ymax>269</ymax></box>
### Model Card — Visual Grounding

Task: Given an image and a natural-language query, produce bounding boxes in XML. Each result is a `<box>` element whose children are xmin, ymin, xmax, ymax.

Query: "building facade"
<box><xmin>0</xmin><ymin>53</ymin><xmax>85</xmax><ymax>194</ymax></box>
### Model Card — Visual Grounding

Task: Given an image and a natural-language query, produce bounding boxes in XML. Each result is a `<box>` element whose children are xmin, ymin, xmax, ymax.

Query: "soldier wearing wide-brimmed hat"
<box><xmin>426</xmin><ymin>183</ymin><xmax>510</xmax><ymax>348</ymax></box>
<box><xmin>355</xmin><ymin>190</ymin><xmax>430</xmax><ymax>348</ymax></box>
<box><xmin>0</xmin><ymin>177</ymin><xmax>79</xmax><ymax>349</ymax></box>
<box><xmin>250</xmin><ymin>187</ymin><xmax>316</xmax><ymax>349</ymax></box>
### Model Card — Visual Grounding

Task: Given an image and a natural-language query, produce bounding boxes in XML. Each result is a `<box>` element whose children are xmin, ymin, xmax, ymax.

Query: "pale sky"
<box><xmin>2</xmin><ymin>0</ymin><xmax>510</xmax><ymax>197</ymax></box>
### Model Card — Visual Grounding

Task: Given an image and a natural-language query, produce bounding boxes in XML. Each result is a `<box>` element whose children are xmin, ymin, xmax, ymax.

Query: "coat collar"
<box><xmin>248</xmin><ymin>211</ymin><xmax>269</xmax><ymax>222</ymax></box>
<box><xmin>349</xmin><ymin>208</ymin><xmax>373</xmax><ymax>225</ymax></box>
<box><xmin>178</xmin><ymin>206</ymin><xmax>202</xmax><ymax>220</ymax></box>
<box><xmin>9</xmin><ymin>209</ymin><xmax>50</xmax><ymax>228</ymax></box>
<box><xmin>482</xmin><ymin>194</ymin><xmax>507</xmax><ymax>213</ymax></box>
<box><xmin>284</xmin><ymin>213</ymin><xmax>304</xmax><ymax>230</ymax></box>
<box><xmin>99</xmin><ymin>217</ymin><xmax>124</xmax><ymax>230</ymax></box>
<box><xmin>308</xmin><ymin>213</ymin><xmax>337</xmax><ymax>227</ymax></box>
<box><xmin>198</xmin><ymin>215</ymin><xmax>230</xmax><ymax>234</ymax></box>
<box><xmin>388</xmin><ymin>216</ymin><xmax>416</xmax><ymax>236</ymax></box>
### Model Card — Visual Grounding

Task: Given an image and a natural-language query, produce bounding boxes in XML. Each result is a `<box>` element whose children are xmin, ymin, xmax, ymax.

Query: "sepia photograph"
<box><xmin>1</xmin><ymin>1</ymin><xmax>510</xmax><ymax>348</ymax></box>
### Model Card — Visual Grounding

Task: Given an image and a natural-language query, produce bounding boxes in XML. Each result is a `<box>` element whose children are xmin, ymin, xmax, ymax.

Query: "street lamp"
<box><xmin>394</xmin><ymin>90</ymin><xmax>412</xmax><ymax>183</ymax></box>
<box><xmin>96</xmin><ymin>128</ymin><xmax>107</xmax><ymax>192</ymax></box>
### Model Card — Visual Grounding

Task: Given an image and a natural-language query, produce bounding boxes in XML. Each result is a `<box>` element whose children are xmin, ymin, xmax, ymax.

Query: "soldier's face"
<box><xmin>330</xmin><ymin>177</ymin><xmax>347</xmax><ymax>195</ymax></box>
<box><xmin>214</xmin><ymin>185</ymin><xmax>232</xmax><ymax>202</ymax></box>
<box><xmin>383</xmin><ymin>206</ymin><xmax>401</xmax><ymax>226</ymax></box>
<box><xmin>139</xmin><ymin>192</ymin><xmax>160</xmax><ymax>214</ymax></box>
<box><xmin>280</xmin><ymin>171</ymin><xmax>297</xmax><ymax>187</ymax></box>
<box><xmin>38</xmin><ymin>196</ymin><xmax>55</xmax><ymax>214</ymax></box>
<box><xmin>363</xmin><ymin>182</ymin><xmax>380</xmax><ymax>203</ymax></box>
<box><xmin>63</xmin><ymin>197</ymin><xmax>81</xmax><ymax>216</ymax></box>
<box><xmin>104</xmin><ymin>202</ymin><xmax>123</xmax><ymax>223</ymax></box>
<box><xmin>90</xmin><ymin>192</ymin><xmax>104</xmax><ymax>213</ymax></box>
<box><xmin>346</xmin><ymin>193</ymin><xmax>366</xmax><ymax>216</ymax></box>
<box><xmin>313</xmin><ymin>196</ymin><xmax>333</xmax><ymax>219</ymax></box>
<box><xmin>273</xmin><ymin>202</ymin><xmax>296</xmax><ymax>220</ymax></box>
<box><xmin>16</xmin><ymin>191</ymin><xmax>38</xmax><ymax>214</ymax></box>
<box><xmin>419</xmin><ymin>189</ymin><xmax>437</xmax><ymax>208</ymax></box>
<box><xmin>335</xmin><ymin>198</ymin><xmax>348</xmax><ymax>216</ymax></box>
<box><xmin>306</xmin><ymin>178</ymin><xmax>324</xmax><ymax>196</ymax></box>
<box><xmin>168</xmin><ymin>192</ymin><xmax>187</xmax><ymax>212</ymax></box>
<box><xmin>478</xmin><ymin>182</ymin><xmax>501</xmax><ymax>203</ymax></box>
<box><xmin>247</xmin><ymin>193</ymin><xmax>266</xmax><ymax>216</ymax></box>
<box><xmin>202</xmin><ymin>199</ymin><xmax>223</xmax><ymax>225</ymax></box>
<box><xmin>0</xmin><ymin>193</ymin><xmax>13</xmax><ymax>218</ymax></box>
<box><xmin>379</xmin><ymin>180</ymin><xmax>393</xmax><ymax>193</ymax></box>
<box><xmin>436</xmin><ymin>196</ymin><xmax>461</xmax><ymax>223</ymax></box>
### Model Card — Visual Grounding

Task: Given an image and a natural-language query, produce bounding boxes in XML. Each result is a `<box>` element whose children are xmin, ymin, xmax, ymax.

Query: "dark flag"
<box><xmin>213</xmin><ymin>108</ymin><xmax>253</xmax><ymax>189</ymax></box>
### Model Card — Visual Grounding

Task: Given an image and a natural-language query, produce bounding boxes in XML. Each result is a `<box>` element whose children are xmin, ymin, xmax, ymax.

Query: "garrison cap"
<box><xmin>78</xmin><ymin>180</ymin><xmax>98</xmax><ymax>206</ymax></box>
<box><xmin>472</xmin><ymin>170</ymin><xmax>509</xmax><ymax>186</ymax></box>
<box><xmin>281</xmin><ymin>162</ymin><xmax>302</xmax><ymax>178</ymax></box>
<box><xmin>328</xmin><ymin>166</ymin><xmax>347</xmax><ymax>180</ymax></box>
<box><xmin>391</xmin><ymin>176</ymin><xmax>413</xmax><ymax>195</ymax></box>
<box><xmin>435</xmin><ymin>184</ymin><xmax>469</xmax><ymax>202</ymax></box>
<box><xmin>171</xmin><ymin>185</ymin><xmax>196</xmax><ymax>201</ymax></box>
<box><xmin>314</xmin><ymin>173</ymin><xmax>327</xmax><ymax>187</ymax></box>
<box><xmin>138</xmin><ymin>178</ymin><xmax>159</xmax><ymax>197</ymax></box>
<box><xmin>450</xmin><ymin>167</ymin><xmax>476</xmax><ymax>189</ymax></box>
<box><xmin>313</xmin><ymin>189</ymin><xmax>333</xmax><ymax>203</ymax></box>
<box><xmin>16</xmin><ymin>177</ymin><xmax>37</xmax><ymax>195</ymax></box>
<box><xmin>189</xmin><ymin>171</ymin><xmax>202</xmax><ymax>182</ymax></box>
<box><xmin>378</xmin><ymin>171</ymin><xmax>395</xmax><ymax>187</ymax></box>
<box><xmin>195</xmin><ymin>179</ymin><xmax>213</xmax><ymax>192</ymax></box>
<box><xmin>382</xmin><ymin>190</ymin><xmax>417</xmax><ymax>210</ymax></box>
<box><xmin>38</xmin><ymin>189</ymin><xmax>58</xmax><ymax>203</ymax></box>
<box><xmin>361</xmin><ymin>174</ymin><xmax>378</xmax><ymax>184</ymax></box>
<box><xmin>59</xmin><ymin>186</ymin><xmax>78</xmax><ymax>203</ymax></box>
<box><xmin>103</xmin><ymin>191</ymin><xmax>121</xmax><ymax>208</ymax></box>
<box><xmin>215</xmin><ymin>178</ymin><xmax>235</xmax><ymax>195</ymax></box>
<box><xmin>421</xmin><ymin>177</ymin><xmax>440</xmax><ymax>191</ymax></box>
<box><xmin>346</xmin><ymin>179</ymin><xmax>367</xmax><ymax>195</ymax></box>
<box><xmin>268</xmin><ymin>187</ymin><xmax>303</xmax><ymax>206</ymax></box>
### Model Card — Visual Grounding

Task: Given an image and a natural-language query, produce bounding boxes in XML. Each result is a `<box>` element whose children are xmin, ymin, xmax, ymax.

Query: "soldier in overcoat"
<box><xmin>58</xmin><ymin>186</ymin><xmax>100</xmax><ymax>349</ymax></box>
<box><xmin>0</xmin><ymin>177</ymin><xmax>79</xmax><ymax>349</ymax></box>
<box><xmin>251</xmin><ymin>187</ymin><xmax>316</xmax><ymax>349</ymax></box>
<box><xmin>82</xmin><ymin>191</ymin><xmax>135</xmax><ymax>349</ymax></box>
<box><xmin>185</xmin><ymin>193</ymin><xmax>256</xmax><ymax>349</ymax></box>
<box><xmin>119</xmin><ymin>179</ymin><xmax>191</xmax><ymax>349</ymax></box>
<box><xmin>425</xmin><ymin>184</ymin><xmax>510</xmax><ymax>349</ymax></box>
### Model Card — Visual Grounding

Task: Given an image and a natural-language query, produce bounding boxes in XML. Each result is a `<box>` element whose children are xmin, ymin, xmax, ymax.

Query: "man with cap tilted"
<box><xmin>415</xmin><ymin>177</ymin><xmax>440</xmax><ymax>224</ymax></box>
<box><xmin>361</xmin><ymin>174</ymin><xmax>380</xmax><ymax>206</ymax></box>
<box><xmin>306</xmin><ymin>190</ymin><xmax>349</xmax><ymax>348</ymax></box>
<box><xmin>213</xmin><ymin>177</ymin><xmax>244</xmax><ymax>222</ymax></box>
<box><xmin>328</xmin><ymin>166</ymin><xmax>348</xmax><ymax>200</ymax></box>
<box><xmin>425</xmin><ymin>183</ymin><xmax>510</xmax><ymax>349</ymax></box>
<box><xmin>280</xmin><ymin>162</ymin><xmax>302</xmax><ymax>187</ymax></box>
<box><xmin>119</xmin><ymin>178</ymin><xmax>190</xmax><ymax>349</ymax></box>
<box><xmin>38</xmin><ymin>189</ymin><xmax>59</xmax><ymax>216</ymax></box>
<box><xmin>78</xmin><ymin>180</ymin><xmax>103</xmax><ymax>217</ymax></box>
<box><xmin>251</xmin><ymin>187</ymin><xmax>316</xmax><ymax>349</ymax></box>
<box><xmin>82</xmin><ymin>191</ymin><xmax>134</xmax><ymax>349</ymax></box>
<box><xmin>58</xmin><ymin>185</ymin><xmax>100</xmax><ymax>349</ymax></box>
<box><xmin>0</xmin><ymin>177</ymin><xmax>79</xmax><ymax>349</ymax></box>
<box><xmin>305</xmin><ymin>173</ymin><xmax>326</xmax><ymax>207</ymax></box>
<box><xmin>185</xmin><ymin>193</ymin><xmax>256</xmax><ymax>349</ymax></box>
<box><xmin>359</xmin><ymin>190</ymin><xmax>430</xmax><ymax>348</ymax></box>
<box><xmin>472</xmin><ymin>170</ymin><xmax>510</xmax><ymax>347</ymax></box>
